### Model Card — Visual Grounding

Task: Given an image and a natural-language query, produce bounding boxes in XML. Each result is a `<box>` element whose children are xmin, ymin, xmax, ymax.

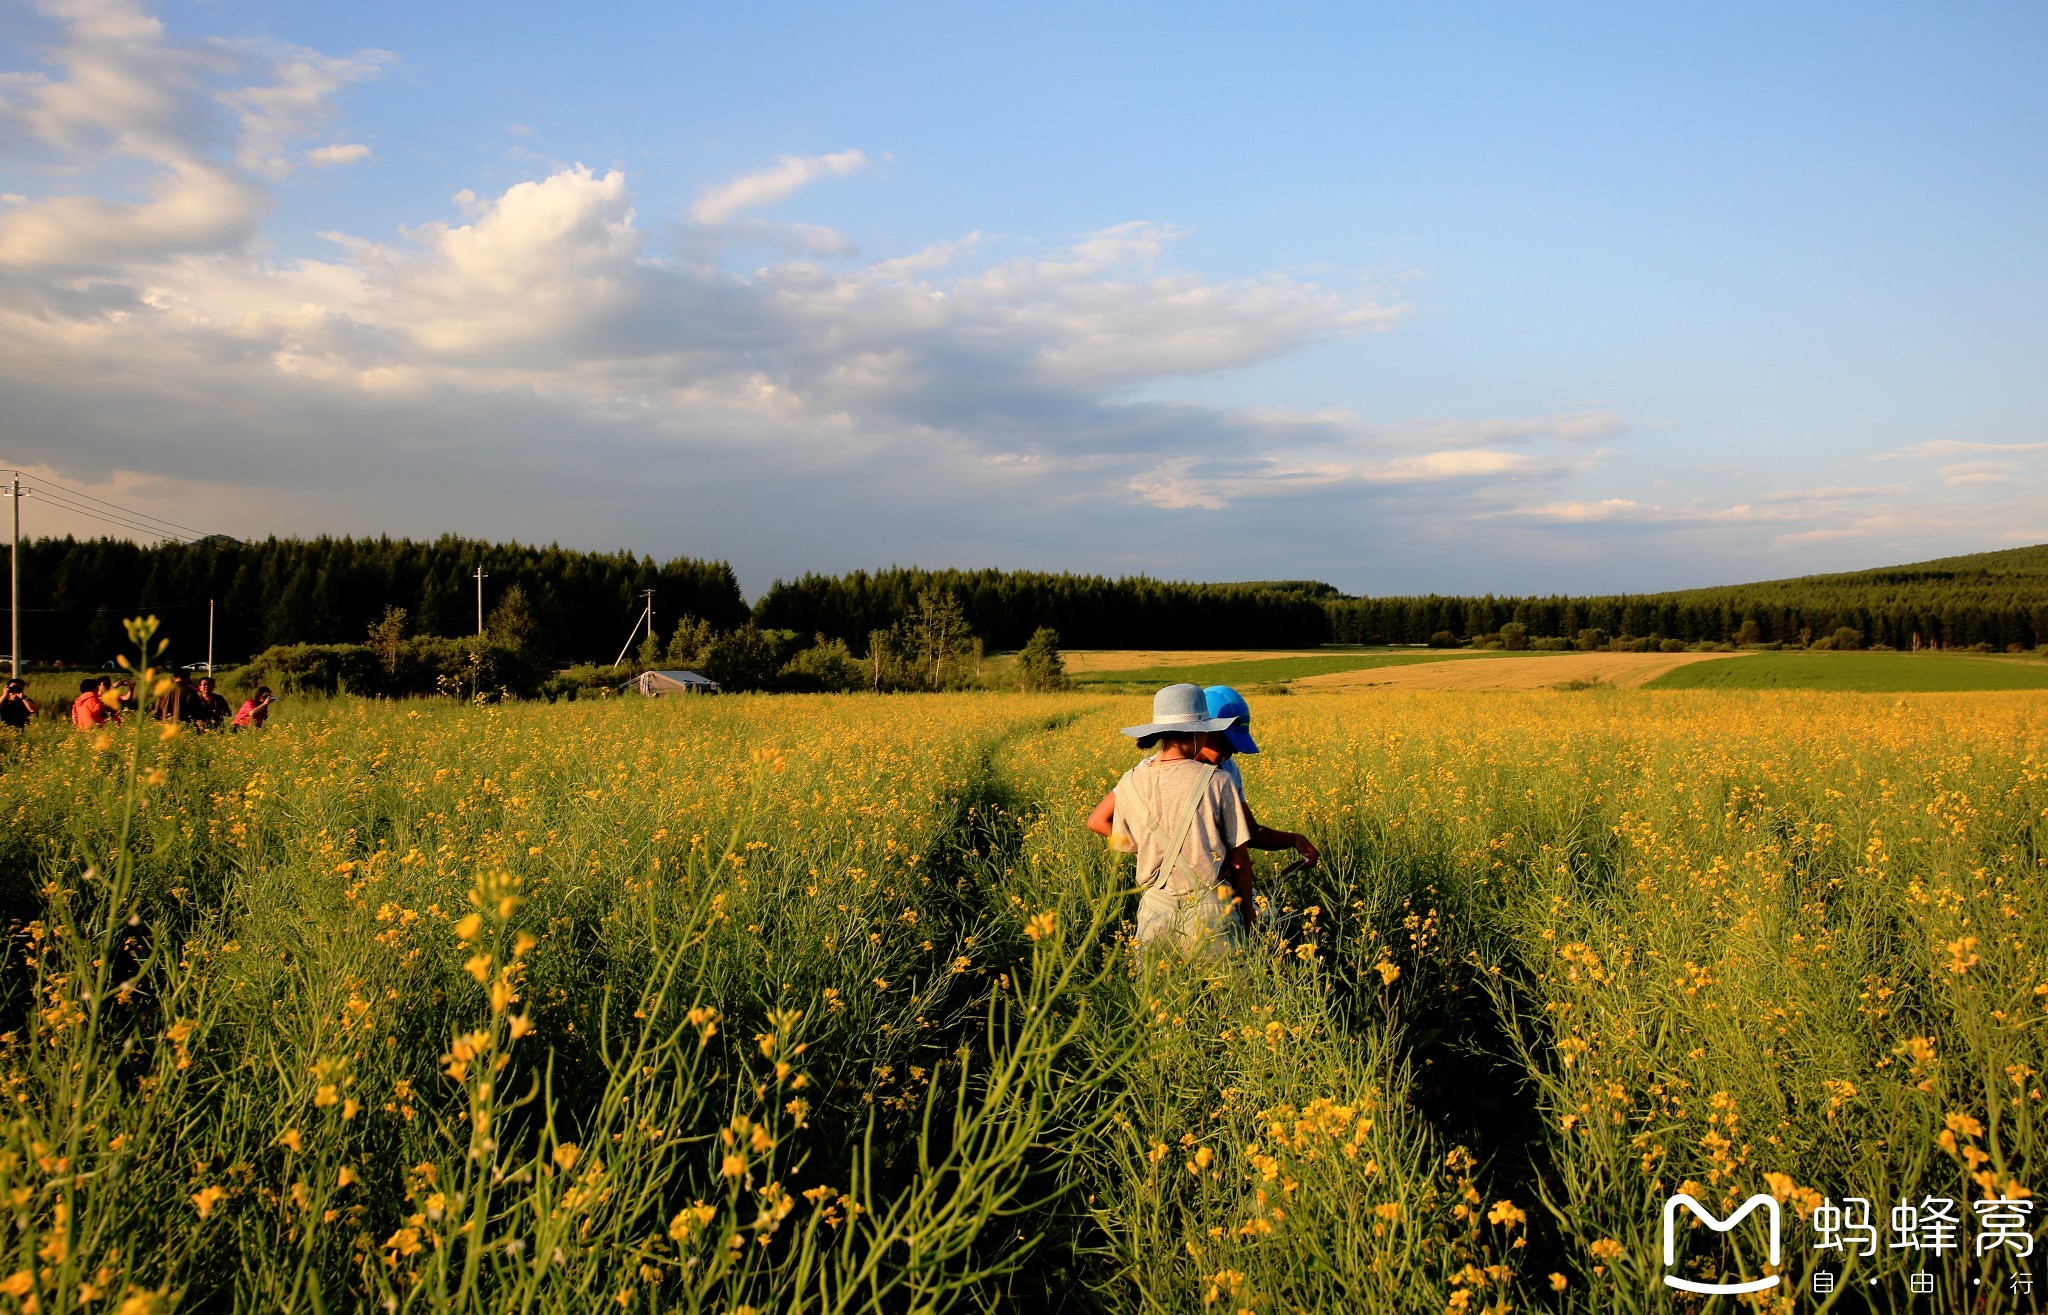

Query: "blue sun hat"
<box><xmin>1203</xmin><ymin>685</ymin><xmax>1260</xmax><ymax>754</ymax></box>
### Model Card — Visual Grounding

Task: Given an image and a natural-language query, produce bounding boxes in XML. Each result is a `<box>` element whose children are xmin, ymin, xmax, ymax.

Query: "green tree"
<box><xmin>1016</xmin><ymin>627</ymin><xmax>1068</xmax><ymax>691</ymax></box>
<box><xmin>908</xmin><ymin>589</ymin><xmax>975</xmax><ymax>688</ymax></box>
<box><xmin>485</xmin><ymin>584</ymin><xmax>536</xmax><ymax>653</ymax></box>
<box><xmin>664</xmin><ymin>616</ymin><xmax>714</xmax><ymax>669</ymax></box>
<box><xmin>366</xmin><ymin>606</ymin><xmax>407</xmax><ymax>677</ymax></box>
<box><xmin>1498</xmin><ymin>621</ymin><xmax>1529</xmax><ymax>652</ymax></box>
<box><xmin>780</xmin><ymin>635</ymin><xmax>863</xmax><ymax>692</ymax></box>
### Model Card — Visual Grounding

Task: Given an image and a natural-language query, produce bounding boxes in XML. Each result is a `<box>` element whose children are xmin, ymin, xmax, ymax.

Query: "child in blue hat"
<box><xmin>1197</xmin><ymin>685</ymin><xmax>1319</xmax><ymax>870</ymax></box>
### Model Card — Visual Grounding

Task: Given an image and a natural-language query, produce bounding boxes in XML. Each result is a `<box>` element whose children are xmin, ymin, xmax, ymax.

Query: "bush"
<box><xmin>779</xmin><ymin>636</ymin><xmax>864</xmax><ymax>692</ymax></box>
<box><xmin>1531</xmin><ymin>636</ymin><xmax>1572</xmax><ymax>652</ymax></box>
<box><xmin>1574</xmin><ymin>628</ymin><xmax>1607</xmax><ymax>652</ymax></box>
<box><xmin>1015</xmin><ymin>627</ymin><xmax>1069</xmax><ymax>692</ymax></box>
<box><xmin>242</xmin><ymin>638</ymin><xmax>544</xmax><ymax>699</ymax></box>
<box><xmin>1659</xmin><ymin>638</ymin><xmax>1687</xmax><ymax>653</ymax></box>
<box><xmin>541</xmin><ymin>663</ymin><xmax>633</xmax><ymax>701</ymax></box>
<box><xmin>1498</xmin><ymin>622</ymin><xmax>1529</xmax><ymax>651</ymax></box>
<box><xmin>1426</xmin><ymin>630</ymin><xmax>1462</xmax><ymax>649</ymax></box>
<box><xmin>1832</xmin><ymin>627</ymin><xmax>1863</xmax><ymax>651</ymax></box>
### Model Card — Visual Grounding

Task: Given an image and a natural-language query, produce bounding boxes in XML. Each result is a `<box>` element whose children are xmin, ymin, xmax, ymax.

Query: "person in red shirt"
<box><xmin>232</xmin><ymin>686</ymin><xmax>275</xmax><ymax>730</ymax></box>
<box><xmin>70</xmin><ymin>677</ymin><xmax>115</xmax><ymax>730</ymax></box>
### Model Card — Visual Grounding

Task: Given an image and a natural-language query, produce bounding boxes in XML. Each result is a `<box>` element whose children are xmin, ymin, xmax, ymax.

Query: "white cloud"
<box><xmin>306</xmin><ymin>142</ymin><xmax>370</xmax><ymax>167</ymax></box>
<box><xmin>0</xmin><ymin>0</ymin><xmax>386</xmax><ymax>267</ymax></box>
<box><xmin>1887</xmin><ymin>439</ymin><xmax>2048</xmax><ymax>459</ymax></box>
<box><xmin>688</xmin><ymin>149</ymin><xmax>869</xmax><ymax>225</ymax></box>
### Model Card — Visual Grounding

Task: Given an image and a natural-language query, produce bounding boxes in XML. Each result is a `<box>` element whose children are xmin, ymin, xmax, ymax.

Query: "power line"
<box><xmin>0</xmin><ymin>468</ymin><xmax>218</xmax><ymax>543</ymax></box>
<box><xmin>21</xmin><ymin>489</ymin><xmax>200</xmax><ymax>543</ymax></box>
<box><xmin>26</xmin><ymin>473</ymin><xmax>214</xmax><ymax>540</ymax></box>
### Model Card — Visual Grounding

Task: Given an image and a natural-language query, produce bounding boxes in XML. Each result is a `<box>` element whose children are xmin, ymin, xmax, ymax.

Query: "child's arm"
<box><xmin>1085</xmin><ymin>791</ymin><xmax>1116</xmax><ymax>838</ymax></box>
<box><xmin>1240</xmin><ymin>798</ymin><xmax>1320</xmax><ymax>865</ymax></box>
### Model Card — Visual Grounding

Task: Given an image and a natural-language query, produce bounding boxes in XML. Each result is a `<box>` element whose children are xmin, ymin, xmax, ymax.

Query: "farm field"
<box><xmin>1066</xmin><ymin>649</ymin><xmax>1484</xmax><ymax>687</ymax></box>
<box><xmin>4</xmin><ymin>667</ymin><xmax>2047</xmax><ymax>1311</ymax></box>
<box><xmin>1646</xmin><ymin>650</ymin><xmax>2048</xmax><ymax>692</ymax></box>
<box><xmin>1291</xmin><ymin>650</ymin><xmax>1745</xmax><ymax>691</ymax></box>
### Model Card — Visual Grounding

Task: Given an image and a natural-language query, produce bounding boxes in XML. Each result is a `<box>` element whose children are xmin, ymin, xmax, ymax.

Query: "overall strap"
<box><xmin>1119</xmin><ymin>763</ymin><xmax>1216</xmax><ymax>891</ymax></box>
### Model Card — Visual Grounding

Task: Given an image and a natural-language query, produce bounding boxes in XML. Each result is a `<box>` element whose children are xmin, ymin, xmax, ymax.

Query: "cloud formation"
<box><xmin>688</xmin><ymin>149</ymin><xmax>870</xmax><ymax>225</ymax></box>
<box><xmin>3</xmin><ymin>1</ymin><xmax>2032</xmax><ymax>592</ymax></box>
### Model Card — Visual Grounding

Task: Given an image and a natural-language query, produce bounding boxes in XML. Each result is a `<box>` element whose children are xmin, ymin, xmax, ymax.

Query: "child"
<box><xmin>1086</xmin><ymin>683</ymin><xmax>1254</xmax><ymax>955</ymax></box>
<box><xmin>1199</xmin><ymin>685</ymin><xmax>1319</xmax><ymax>870</ymax></box>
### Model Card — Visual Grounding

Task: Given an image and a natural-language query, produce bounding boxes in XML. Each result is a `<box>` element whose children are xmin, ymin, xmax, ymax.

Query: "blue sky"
<box><xmin>2</xmin><ymin>0</ymin><xmax>2044</xmax><ymax>597</ymax></box>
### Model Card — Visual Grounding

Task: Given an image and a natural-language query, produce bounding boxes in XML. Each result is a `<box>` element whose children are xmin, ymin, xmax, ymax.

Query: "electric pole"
<box><xmin>207</xmin><ymin>599</ymin><xmax>215</xmax><ymax>675</ymax></box>
<box><xmin>613</xmin><ymin>590</ymin><xmax>655</xmax><ymax>668</ymax></box>
<box><xmin>474</xmin><ymin>566</ymin><xmax>488</xmax><ymax>637</ymax></box>
<box><xmin>8</xmin><ymin>475</ymin><xmax>18</xmax><ymax>681</ymax></box>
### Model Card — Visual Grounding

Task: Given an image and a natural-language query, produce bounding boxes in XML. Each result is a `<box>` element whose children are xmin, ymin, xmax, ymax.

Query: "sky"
<box><xmin>1</xmin><ymin>0</ymin><xmax>2044</xmax><ymax>598</ymax></box>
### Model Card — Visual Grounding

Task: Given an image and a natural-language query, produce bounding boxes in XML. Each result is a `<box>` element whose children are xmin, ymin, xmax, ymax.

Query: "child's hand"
<box><xmin>1293</xmin><ymin>835</ymin><xmax>1320</xmax><ymax>866</ymax></box>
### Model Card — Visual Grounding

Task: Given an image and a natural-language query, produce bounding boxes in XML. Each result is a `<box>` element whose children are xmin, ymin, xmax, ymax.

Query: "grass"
<box><xmin>1645</xmin><ymin>649</ymin><xmax>2048</xmax><ymax>692</ymax></box>
<box><xmin>1069</xmin><ymin>649</ymin><xmax>1481</xmax><ymax>687</ymax></box>
<box><xmin>5</xmin><ymin>625</ymin><xmax>2047</xmax><ymax>1310</ymax></box>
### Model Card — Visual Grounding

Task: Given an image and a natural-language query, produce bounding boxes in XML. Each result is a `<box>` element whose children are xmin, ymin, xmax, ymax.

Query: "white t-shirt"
<box><xmin>1110</xmin><ymin>757</ymin><xmax>1252</xmax><ymax>899</ymax></box>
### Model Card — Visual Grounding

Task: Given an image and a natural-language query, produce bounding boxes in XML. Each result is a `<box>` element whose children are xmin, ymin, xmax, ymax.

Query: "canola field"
<box><xmin>2</xmin><ymin>654</ymin><xmax>2046</xmax><ymax>1312</ymax></box>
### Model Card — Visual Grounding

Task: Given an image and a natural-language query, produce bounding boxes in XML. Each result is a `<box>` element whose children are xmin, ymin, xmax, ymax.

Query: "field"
<box><xmin>4</xmin><ymin>649</ymin><xmax>2048</xmax><ymax>1311</ymax></box>
<box><xmin>1646</xmin><ymin>650</ymin><xmax>2048</xmax><ymax>692</ymax></box>
<box><xmin>1066</xmin><ymin>650</ymin><xmax>1483</xmax><ymax>687</ymax></box>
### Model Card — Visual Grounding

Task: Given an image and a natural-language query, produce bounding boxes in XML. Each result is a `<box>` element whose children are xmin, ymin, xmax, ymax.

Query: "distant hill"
<box><xmin>1324</xmin><ymin>544</ymin><xmax>2048</xmax><ymax>649</ymax></box>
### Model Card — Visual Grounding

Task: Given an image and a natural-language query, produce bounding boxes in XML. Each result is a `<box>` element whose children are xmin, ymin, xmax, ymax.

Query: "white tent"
<box><xmin>626</xmin><ymin>669</ymin><xmax>721</xmax><ymax>696</ymax></box>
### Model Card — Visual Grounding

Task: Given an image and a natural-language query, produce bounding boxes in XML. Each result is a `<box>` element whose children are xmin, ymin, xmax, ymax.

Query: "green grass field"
<box><xmin>1646</xmin><ymin>649</ymin><xmax>2048</xmax><ymax>691</ymax></box>
<box><xmin>1070</xmin><ymin>649</ymin><xmax>1480</xmax><ymax>687</ymax></box>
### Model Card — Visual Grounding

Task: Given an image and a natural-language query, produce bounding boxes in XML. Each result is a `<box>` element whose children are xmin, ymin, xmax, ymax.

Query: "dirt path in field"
<box><xmin>1292</xmin><ymin>650</ymin><xmax>1751</xmax><ymax>691</ymax></box>
<box><xmin>1064</xmin><ymin>648</ymin><xmax>1337</xmax><ymax>673</ymax></box>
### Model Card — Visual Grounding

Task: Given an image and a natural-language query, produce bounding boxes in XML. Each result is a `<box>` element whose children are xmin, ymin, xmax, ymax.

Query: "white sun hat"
<box><xmin>1120</xmin><ymin>682</ymin><xmax>1240</xmax><ymax>739</ymax></box>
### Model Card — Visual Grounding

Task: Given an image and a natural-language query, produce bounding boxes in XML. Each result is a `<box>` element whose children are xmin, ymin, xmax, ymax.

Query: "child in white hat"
<box><xmin>1085</xmin><ymin>683</ymin><xmax>1254</xmax><ymax>955</ymax></box>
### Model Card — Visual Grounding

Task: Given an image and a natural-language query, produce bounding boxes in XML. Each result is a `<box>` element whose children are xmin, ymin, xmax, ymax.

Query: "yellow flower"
<box><xmin>464</xmin><ymin>953</ymin><xmax>493</xmax><ymax>984</ymax></box>
<box><xmin>276</xmin><ymin>1129</ymin><xmax>303</xmax><ymax>1153</ymax></box>
<box><xmin>553</xmin><ymin>1143</ymin><xmax>579</xmax><ymax>1171</ymax></box>
<box><xmin>1547</xmin><ymin>1273</ymin><xmax>1568</xmax><ymax>1293</ymax></box>
<box><xmin>0</xmin><ymin>1273</ymin><xmax>29</xmax><ymax>1298</ymax></box>
<box><xmin>1588</xmin><ymin>1238</ymin><xmax>1623</xmax><ymax>1262</ymax></box>
<box><xmin>190</xmin><ymin>1185</ymin><xmax>225</xmax><ymax>1218</ymax></box>
<box><xmin>453</xmin><ymin>913</ymin><xmax>483</xmax><ymax>942</ymax></box>
<box><xmin>1024</xmin><ymin>910</ymin><xmax>1057</xmax><ymax>941</ymax></box>
<box><xmin>1486</xmin><ymin>1200</ymin><xmax>1526</xmax><ymax>1228</ymax></box>
<box><xmin>1375</xmin><ymin>961</ymin><xmax>1401</xmax><ymax>986</ymax></box>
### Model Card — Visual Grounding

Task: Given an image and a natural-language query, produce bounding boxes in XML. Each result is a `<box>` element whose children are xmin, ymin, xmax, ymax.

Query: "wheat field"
<box><xmin>3</xmin><ymin>637</ymin><xmax>2044</xmax><ymax>1313</ymax></box>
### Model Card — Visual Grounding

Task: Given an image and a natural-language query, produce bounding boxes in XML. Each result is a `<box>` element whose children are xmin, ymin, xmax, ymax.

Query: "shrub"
<box><xmin>1531</xmin><ymin>636</ymin><xmax>1572</xmax><ymax>652</ymax></box>
<box><xmin>779</xmin><ymin>636</ymin><xmax>864</xmax><ymax>692</ymax></box>
<box><xmin>1659</xmin><ymin>638</ymin><xmax>1687</xmax><ymax>653</ymax></box>
<box><xmin>1015</xmin><ymin>627</ymin><xmax>1069</xmax><ymax>692</ymax></box>
<box><xmin>1498</xmin><ymin>622</ymin><xmax>1530</xmax><ymax>651</ymax></box>
<box><xmin>1832</xmin><ymin>627</ymin><xmax>1863</xmax><ymax>651</ymax></box>
<box><xmin>1426</xmin><ymin>630</ymin><xmax>1462</xmax><ymax>649</ymax></box>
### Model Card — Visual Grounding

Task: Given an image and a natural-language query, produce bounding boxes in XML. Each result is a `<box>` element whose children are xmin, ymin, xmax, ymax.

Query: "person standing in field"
<box><xmin>70</xmin><ymin>677</ymin><xmax>115</xmax><ymax>730</ymax></box>
<box><xmin>190</xmin><ymin>676</ymin><xmax>231</xmax><ymax>730</ymax></box>
<box><xmin>1086</xmin><ymin>683</ymin><xmax>1255</xmax><ymax>955</ymax></box>
<box><xmin>1199</xmin><ymin>685</ymin><xmax>1320</xmax><ymax>870</ymax></box>
<box><xmin>0</xmin><ymin>680</ymin><xmax>37</xmax><ymax>730</ymax></box>
<box><xmin>233</xmin><ymin>687</ymin><xmax>276</xmax><ymax>730</ymax></box>
<box><xmin>152</xmin><ymin>673</ymin><xmax>195</xmax><ymax>723</ymax></box>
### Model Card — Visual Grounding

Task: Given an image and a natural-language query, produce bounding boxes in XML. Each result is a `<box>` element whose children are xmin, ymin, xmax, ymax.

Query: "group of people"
<box><xmin>23</xmin><ymin>673</ymin><xmax>278</xmax><ymax>732</ymax></box>
<box><xmin>1087</xmin><ymin>682</ymin><xmax>1319</xmax><ymax>957</ymax></box>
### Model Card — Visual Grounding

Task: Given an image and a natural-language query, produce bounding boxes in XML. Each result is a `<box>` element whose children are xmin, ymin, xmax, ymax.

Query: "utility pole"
<box><xmin>474</xmin><ymin>566</ymin><xmax>488</xmax><ymax>637</ymax></box>
<box><xmin>613</xmin><ymin>590</ymin><xmax>654</xmax><ymax>668</ymax></box>
<box><xmin>8</xmin><ymin>475</ymin><xmax>18</xmax><ymax>681</ymax></box>
<box><xmin>207</xmin><ymin>599</ymin><xmax>215</xmax><ymax>675</ymax></box>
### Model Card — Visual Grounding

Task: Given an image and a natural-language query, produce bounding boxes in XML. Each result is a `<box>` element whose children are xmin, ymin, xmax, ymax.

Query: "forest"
<box><xmin>14</xmin><ymin>536</ymin><xmax>2048</xmax><ymax>668</ymax></box>
<box><xmin>14</xmin><ymin>534</ymin><xmax>750</xmax><ymax>666</ymax></box>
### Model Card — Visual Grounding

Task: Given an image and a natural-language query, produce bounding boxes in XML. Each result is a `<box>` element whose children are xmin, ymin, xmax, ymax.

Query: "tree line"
<box><xmin>17</xmin><ymin>535</ymin><xmax>750</xmax><ymax>667</ymax></box>
<box><xmin>1324</xmin><ymin>546</ymin><xmax>2048</xmax><ymax>650</ymax></box>
<box><xmin>18</xmin><ymin>537</ymin><xmax>2048</xmax><ymax>678</ymax></box>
